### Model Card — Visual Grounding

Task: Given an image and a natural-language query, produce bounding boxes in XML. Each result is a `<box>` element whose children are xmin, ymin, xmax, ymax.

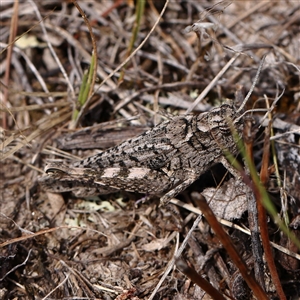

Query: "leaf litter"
<box><xmin>1</xmin><ymin>1</ymin><xmax>300</xmax><ymax>299</ymax></box>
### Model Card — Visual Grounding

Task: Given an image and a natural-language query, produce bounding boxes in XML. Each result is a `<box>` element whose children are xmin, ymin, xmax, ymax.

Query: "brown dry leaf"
<box><xmin>202</xmin><ymin>178</ymin><xmax>247</xmax><ymax>220</ymax></box>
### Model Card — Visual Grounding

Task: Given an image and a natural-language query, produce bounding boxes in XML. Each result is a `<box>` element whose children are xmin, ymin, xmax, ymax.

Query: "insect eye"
<box><xmin>45</xmin><ymin>168</ymin><xmax>65</xmax><ymax>175</ymax></box>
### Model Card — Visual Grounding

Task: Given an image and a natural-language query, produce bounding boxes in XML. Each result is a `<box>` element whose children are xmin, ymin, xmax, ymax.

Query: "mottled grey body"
<box><xmin>39</xmin><ymin>104</ymin><xmax>243</xmax><ymax>205</ymax></box>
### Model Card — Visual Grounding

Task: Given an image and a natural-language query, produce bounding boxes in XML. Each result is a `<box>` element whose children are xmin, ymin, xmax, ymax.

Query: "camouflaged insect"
<box><xmin>39</xmin><ymin>104</ymin><xmax>243</xmax><ymax>205</ymax></box>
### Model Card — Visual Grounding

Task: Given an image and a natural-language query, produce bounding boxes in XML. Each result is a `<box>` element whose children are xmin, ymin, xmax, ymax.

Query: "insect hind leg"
<box><xmin>159</xmin><ymin>172</ymin><xmax>199</xmax><ymax>206</ymax></box>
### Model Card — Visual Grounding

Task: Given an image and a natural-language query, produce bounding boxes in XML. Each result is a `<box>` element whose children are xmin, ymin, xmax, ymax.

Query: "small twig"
<box><xmin>148</xmin><ymin>232</ymin><xmax>180</xmax><ymax>300</ymax></box>
<box><xmin>1</xmin><ymin>106</ymin><xmax>72</xmax><ymax>161</ymax></box>
<box><xmin>0</xmin><ymin>42</ymin><xmax>53</xmax><ymax>105</ymax></box>
<box><xmin>0</xmin><ymin>249</ymin><xmax>32</xmax><ymax>281</ymax></box>
<box><xmin>243</xmin><ymin>117</ymin><xmax>266</xmax><ymax>289</ymax></box>
<box><xmin>2</xmin><ymin>0</ymin><xmax>18</xmax><ymax>129</ymax></box>
<box><xmin>119</xmin><ymin>0</ymin><xmax>145</xmax><ymax>83</ymax></box>
<box><xmin>72</xmin><ymin>1</ymin><xmax>97</xmax><ymax>101</ymax></box>
<box><xmin>186</xmin><ymin>52</ymin><xmax>240</xmax><ymax>114</ymax></box>
<box><xmin>171</xmin><ymin>198</ymin><xmax>300</xmax><ymax>260</ymax></box>
<box><xmin>259</xmin><ymin>124</ymin><xmax>287</xmax><ymax>300</ymax></box>
<box><xmin>41</xmin><ymin>272</ymin><xmax>70</xmax><ymax>300</ymax></box>
<box><xmin>234</xmin><ymin>117</ymin><xmax>300</xmax><ymax>250</ymax></box>
<box><xmin>76</xmin><ymin>0</ymin><xmax>170</xmax><ymax>123</ymax></box>
<box><xmin>28</xmin><ymin>0</ymin><xmax>75</xmax><ymax>98</ymax></box>
<box><xmin>71</xmin><ymin>0</ymin><xmax>98</xmax><ymax>127</ymax></box>
<box><xmin>237</xmin><ymin>54</ymin><xmax>267</xmax><ymax>113</ymax></box>
<box><xmin>176</xmin><ymin>258</ymin><xmax>227</xmax><ymax>300</ymax></box>
<box><xmin>192</xmin><ymin>192</ymin><xmax>269</xmax><ymax>300</ymax></box>
<box><xmin>193</xmin><ymin>2</ymin><xmax>261</xmax><ymax>63</ymax></box>
<box><xmin>148</xmin><ymin>214</ymin><xmax>202</xmax><ymax>300</ymax></box>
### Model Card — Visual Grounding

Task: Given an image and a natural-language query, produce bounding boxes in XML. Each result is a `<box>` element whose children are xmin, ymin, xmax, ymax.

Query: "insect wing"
<box><xmin>73</xmin><ymin>116</ymin><xmax>192</xmax><ymax>170</ymax></box>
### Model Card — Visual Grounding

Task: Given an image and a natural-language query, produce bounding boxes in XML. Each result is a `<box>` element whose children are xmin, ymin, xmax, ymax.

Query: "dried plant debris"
<box><xmin>56</xmin><ymin>123</ymin><xmax>149</xmax><ymax>150</ymax></box>
<box><xmin>275</xmin><ymin>113</ymin><xmax>300</xmax><ymax>207</ymax></box>
<box><xmin>202</xmin><ymin>178</ymin><xmax>248</xmax><ymax>220</ymax></box>
<box><xmin>1</xmin><ymin>1</ymin><xmax>300</xmax><ymax>299</ymax></box>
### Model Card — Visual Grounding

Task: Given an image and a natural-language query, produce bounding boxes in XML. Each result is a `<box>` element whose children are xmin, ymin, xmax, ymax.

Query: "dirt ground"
<box><xmin>1</xmin><ymin>1</ymin><xmax>300</xmax><ymax>299</ymax></box>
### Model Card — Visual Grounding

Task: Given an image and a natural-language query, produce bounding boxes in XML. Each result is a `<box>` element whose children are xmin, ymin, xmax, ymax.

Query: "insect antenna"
<box><xmin>235</xmin><ymin>89</ymin><xmax>283</xmax><ymax>125</ymax></box>
<box><xmin>236</xmin><ymin>54</ymin><xmax>267</xmax><ymax>114</ymax></box>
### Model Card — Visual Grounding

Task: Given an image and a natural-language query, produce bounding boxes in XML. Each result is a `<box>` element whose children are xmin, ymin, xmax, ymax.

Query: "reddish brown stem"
<box><xmin>243</xmin><ymin>117</ymin><xmax>266</xmax><ymax>289</ymax></box>
<box><xmin>176</xmin><ymin>258</ymin><xmax>227</xmax><ymax>300</ymax></box>
<box><xmin>259</xmin><ymin>125</ymin><xmax>286</xmax><ymax>300</ymax></box>
<box><xmin>193</xmin><ymin>193</ymin><xmax>269</xmax><ymax>300</ymax></box>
